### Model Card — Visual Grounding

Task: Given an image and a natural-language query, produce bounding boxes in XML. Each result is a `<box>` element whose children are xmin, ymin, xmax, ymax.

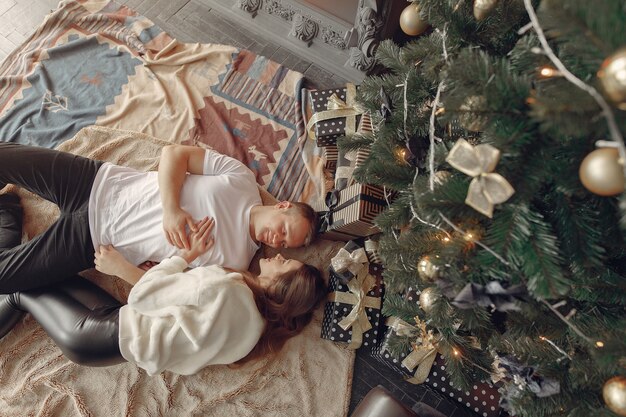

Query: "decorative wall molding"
<box><xmin>321</xmin><ymin>27</ymin><xmax>347</xmax><ymax>50</ymax></box>
<box><xmin>264</xmin><ymin>0</ymin><xmax>295</xmax><ymax>21</ymax></box>
<box><xmin>238</xmin><ymin>0</ymin><xmax>262</xmax><ymax>16</ymax></box>
<box><xmin>198</xmin><ymin>0</ymin><xmax>402</xmax><ymax>81</ymax></box>
<box><xmin>290</xmin><ymin>14</ymin><xmax>319</xmax><ymax>45</ymax></box>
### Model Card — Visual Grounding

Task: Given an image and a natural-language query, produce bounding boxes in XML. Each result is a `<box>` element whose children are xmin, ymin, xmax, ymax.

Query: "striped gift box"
<box><xmin>320</xmin><ymin>183</ymin><xmax>387</xmax><ymax>241</ymax></box>
<box><xmin>335</xmin><ymin>112</ymin><xmax>372</xmax><ymax>189</ymax></box>
<box><xmin>323</xmin><ymin>145</ymin><xmax>339</xmax><ymax>172</ymax></box>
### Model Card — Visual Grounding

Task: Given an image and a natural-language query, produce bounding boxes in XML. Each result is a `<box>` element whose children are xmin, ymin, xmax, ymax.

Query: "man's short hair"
<box><xmin>287</xmin><ymin>202</ymin><xmax>319</xmax><ymax>247</ymax></box>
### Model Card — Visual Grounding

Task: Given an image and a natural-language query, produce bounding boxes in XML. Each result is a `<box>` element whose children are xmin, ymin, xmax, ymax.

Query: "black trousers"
<box><xmin>0</xmin><ymin>277</ymin><xmax>125</xmax><ymax>367</ymax></box>
<box><xmin>0</xmin><ymin>143</ymin><xmax>102</xmax><ymax>293</ymax></box>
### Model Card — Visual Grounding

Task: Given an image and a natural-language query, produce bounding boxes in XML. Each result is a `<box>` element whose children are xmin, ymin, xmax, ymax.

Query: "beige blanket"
<box><xmin>0</xmin><ymin>126</ymin><xmax>353</xmax><ymax>417</ymax></box>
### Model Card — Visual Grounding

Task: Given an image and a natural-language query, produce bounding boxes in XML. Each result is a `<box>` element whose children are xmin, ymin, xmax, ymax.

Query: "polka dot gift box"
<box><xmin>320</xmin><ymin>240</ymin><xmax>385</xmax><ymax>350</ymax></box>
<box><xmin>372</xmin><ymin>289</ymin><xmax>502</xmax><ymax>417</ymax></box>
<box><xmin>427</xmin><ymin>354</ymin><xmax>502</xmax><ymax>417</ymax></box>
<box><xmin>305</xmin><ymin>84</ymin><xmax>363</xmax><ymax>147</ymax></box>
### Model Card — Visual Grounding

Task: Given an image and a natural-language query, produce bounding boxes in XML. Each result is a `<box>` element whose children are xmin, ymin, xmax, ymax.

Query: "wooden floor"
<box><xmin>0</xmin><ymin>1</ymin><xmax>486</xmax><ymax>416</ymax></box>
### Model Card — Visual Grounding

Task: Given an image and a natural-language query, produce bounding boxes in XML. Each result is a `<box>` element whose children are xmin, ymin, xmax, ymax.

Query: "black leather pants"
<box><xmin>0</xmin><ymin>277</ymin><xmax>125</xmax><ymax>367</ymax></box>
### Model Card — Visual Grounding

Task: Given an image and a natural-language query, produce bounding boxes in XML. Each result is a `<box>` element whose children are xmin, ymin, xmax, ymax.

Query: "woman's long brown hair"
<box><xmin>235</xmin><ymin>263</ymin><xmax>326</xmax><ymax>364</ymax></box>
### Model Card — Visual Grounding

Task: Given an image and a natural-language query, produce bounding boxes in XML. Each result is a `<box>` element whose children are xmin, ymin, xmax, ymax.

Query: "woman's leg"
<box><xmin>0</xmin><ymin>294</ymin><xmax>25</xmax><ymax>338</ymax></box>
<box><xmin>3</xmin><ymin>277</ymin><xmax>125</xmax><ymax>367</ymax></box>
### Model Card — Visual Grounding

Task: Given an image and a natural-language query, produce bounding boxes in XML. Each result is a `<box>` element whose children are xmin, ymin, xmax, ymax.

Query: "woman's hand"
<box><xmin>95</xmin><ymin>245</ymin><xmax>145</xmax><ymax>286</ymax></box>
<box><xmin>180</xmin><ymin>217</ymin><xmax>215</xmax><ymax>264</ymax></box>
<box><xmin>163</xmin><ymin>207</ymin><xmax>197</xmax><ymax>250</ymax></box>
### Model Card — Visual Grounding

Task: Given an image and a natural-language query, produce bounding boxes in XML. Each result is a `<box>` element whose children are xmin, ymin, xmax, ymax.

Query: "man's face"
<box><xmin>256</xmin><ymin>206</ymin><xmax>310</xmax><ymax>249</ymax></box>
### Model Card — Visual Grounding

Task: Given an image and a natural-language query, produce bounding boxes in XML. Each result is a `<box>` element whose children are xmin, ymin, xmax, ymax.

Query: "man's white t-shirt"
<box><xmin>88</xmin><ymin>150</ymin><xmax>261</xmax><ymax>271</ymax></box>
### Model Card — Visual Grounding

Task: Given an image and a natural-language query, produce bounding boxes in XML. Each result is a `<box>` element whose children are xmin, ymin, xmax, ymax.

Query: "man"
<box><xmin>0</xmin><ymin>143</ymin><xmax>317</xmax><ymax>293</ymax></box>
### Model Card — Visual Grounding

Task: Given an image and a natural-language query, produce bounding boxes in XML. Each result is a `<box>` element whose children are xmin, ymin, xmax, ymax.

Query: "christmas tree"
<box><xmin>340</xmin><ymin>0</ymin><xmax>626</xmax><ymax>416</ymax></box>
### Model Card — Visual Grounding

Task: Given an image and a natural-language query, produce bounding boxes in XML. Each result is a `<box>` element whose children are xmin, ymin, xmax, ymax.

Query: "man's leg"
<box><xmin>0</xmin><ymin>144</ymin><xmax>101</xmax><ymax>293</ymax></box>
<box><xmin>0</xmin><ymin>210</ymin><xmax>94</xmax><ymax>293</ymax></box>
<box><xmin>0</xmin><ymin>193</ymin><xmax>22</xmax><ymax>251</ymax></box>
<box><xmin>0</xmin><ymin>143</ymin><xmax>101</xmax><ymax>212</ymax></box>
<box><xmin>0</xmin><ymin>193</ymin><xmax>26</xmax><ymax>328</ymax></box>
<box><xmin>2</xmin><ymin>277</ymin><xmax>124</xmax><ymax>367</ymax></box>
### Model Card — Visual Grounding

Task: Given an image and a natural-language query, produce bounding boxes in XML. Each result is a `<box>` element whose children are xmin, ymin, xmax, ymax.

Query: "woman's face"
<box><xmin>258</xmin><ymin>253</ymin><xmax>303</xmax><ymax>283</ymax></box>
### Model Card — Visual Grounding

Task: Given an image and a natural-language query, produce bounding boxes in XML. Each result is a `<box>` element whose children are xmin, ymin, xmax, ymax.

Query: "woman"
<box><xmin>0</xmin><ymin>207</ymin><xmax>326</xmax><ymax>375</ymax></box>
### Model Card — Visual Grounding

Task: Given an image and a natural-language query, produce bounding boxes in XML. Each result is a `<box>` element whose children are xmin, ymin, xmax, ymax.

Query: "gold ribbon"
<box><xmin>446</xmin><ymin>138</ymin><xmax>515</xmax><ymax>218</ymax></box>
<box><xmin>385</xmin><ymin>317</ymin><xmax>438</xmax><ymax>384</ymax></box>
<box><xmin>328</xmin><ymin>265</ymin><xmax>381</xmax><ymax>349</ymax></box>
<box><xmin>331</xmin><ymin>247</ymin><xmax>369</xmax><ymax>275</ymax></box>
<box><xmin>306</xmin><ymin>83</ymin><xmax>363</xmax><ymax>141</ymax></box>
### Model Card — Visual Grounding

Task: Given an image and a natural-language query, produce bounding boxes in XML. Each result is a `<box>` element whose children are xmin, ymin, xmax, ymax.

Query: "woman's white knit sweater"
<box><xmin>118</xmin><ymin>257</ymin><xmax>265</xmax><ymax>375</ymax></box>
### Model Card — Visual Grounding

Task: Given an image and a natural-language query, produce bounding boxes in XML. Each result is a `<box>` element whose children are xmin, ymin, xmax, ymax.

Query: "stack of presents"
<box><xmin>305</xmin><ymin>84</ymin><xmax>502</xmax><ymax>417</ymax></box>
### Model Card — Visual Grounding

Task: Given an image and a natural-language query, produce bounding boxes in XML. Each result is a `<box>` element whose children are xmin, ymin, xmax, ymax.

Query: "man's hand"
<box><xmin>163</xmin><ymin>207</ymin><xmax>197</xmax><ymax>250</ymax></box>
<box><xmin>180</xmin><ymin>217</ymin><xmax>215</xmax><ymax>264</ymax></box>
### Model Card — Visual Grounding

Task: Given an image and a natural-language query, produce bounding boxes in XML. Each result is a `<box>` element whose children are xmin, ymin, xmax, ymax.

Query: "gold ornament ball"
<box><xmin>598</xmin><ymin>48</ymin><xmax>626</xmax><ymax>110</ymax></box>
<box><xmin>603</xmin><ymin>376</ymin><xmax>626</xmax><ymax>416</ymax></box>
<box><xmin>458</xmin><ymin>95</ymin><xmax>488</xmax><ymax>132</ymax></box>
<box><xmin>417</xmin><ymin>256</ymin><xmax>439</xmax><ymax>282</ymax></box>
<box><xmin>473</xmin><ymin>0</ymin><xmax>499</xmax><ymax>21</ymax></box>
<box><xmin>419</xmin><ymin>287</ymin><xmax>439</xmax><ymax>313</ymax></box>
<box><xmin>579</xmin><ymin>148</ymin><xmax>625</xmax><ymax>196</ymax></box>
<box><xmin>399</xmin><ymin>3</ymin><xmax>429</xmax><ymax>36</ymax></box>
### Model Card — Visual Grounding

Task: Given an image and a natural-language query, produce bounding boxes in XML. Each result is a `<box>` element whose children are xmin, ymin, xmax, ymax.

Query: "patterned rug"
<box><xmin>0</xmin><ymin>0</ymin><xmax>325</xmax><ymax>202</ymax></box>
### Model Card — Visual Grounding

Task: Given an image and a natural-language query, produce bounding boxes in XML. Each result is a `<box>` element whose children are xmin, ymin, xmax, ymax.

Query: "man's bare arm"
<box><xmin>159</xmin><ymin>145</ymin><xmax>206</xmax><ymax>249</ymax></box>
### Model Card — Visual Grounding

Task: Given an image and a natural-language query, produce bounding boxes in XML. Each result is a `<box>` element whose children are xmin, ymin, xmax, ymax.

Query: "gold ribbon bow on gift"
<box><xmin>331</xmin><ymin>247</ymin><xmax>369</xmax><ymax>276</ymax></box>
<box><xmin>446</xmin><ymin>138</ymin><xmax>515</xmax><ymax>218</ymax></box>
<box><xmin>306</xmin><ymin>83</ymin><xmax>363</xmax><ymax>141</ymax></box>
<box><xmin>328</xmin><ymin>266</ymin><xmax>381</xmax><ymax>349</ymax></box>
<box><xmin>386</xmin><ymin>317</ymin><xmax>439</xmax><ymax>384</ymax></box>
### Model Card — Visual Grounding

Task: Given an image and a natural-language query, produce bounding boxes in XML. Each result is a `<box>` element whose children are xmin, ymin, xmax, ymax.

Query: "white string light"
<box><xmin>539</xmin><ymin>335</ymin><xmax>572</xmax><ymax>363</ymax></box>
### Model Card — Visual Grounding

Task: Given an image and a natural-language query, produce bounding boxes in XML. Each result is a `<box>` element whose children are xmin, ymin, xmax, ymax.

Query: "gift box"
<box><xmin>372</xmin><ymin>289</ymin><xmax>430</xmax><ymax>380</ymax></box>
<box><xmin>323</xmin><ymin>145</ymin><xmax>339</xmax><ymax>173</ymax></box>
<box><xmin>317</xmin><ymin>183</ymin><xmax>387</xmax><ymax>241</ymax></box>
<box><xmin>426</xmin><ymin>355</ymin><xmax>502</xmax><ymax>417</ymax></box>
<box><xmin>335</xmin><ymin>146</ymin><xmax>371</xmax><ymax>190</ymax></box>
<box><xmin>321</xmin><ymin>241</ymin><xmax>384</xmax><ymax>350</ymax></box>
<box><xmin>372</xmin><ymin>290</ymin><xmax>502</xmax><ymax>417</ymax></box>
<box><xmin>305</xmin><ymin>83</ymin><xmax>362</xmax><ymax>147</ymax></box>
<box><xmin>334</xmin><ymin>111</ymin><xmax>373</xmax><ymax>190</ymax></box>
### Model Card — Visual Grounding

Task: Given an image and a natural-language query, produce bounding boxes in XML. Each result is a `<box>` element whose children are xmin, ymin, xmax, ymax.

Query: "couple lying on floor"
<box><xmin>0</xmin><ymin>143</ymin><xmax>325</xmax><ymax>375</ymax></box>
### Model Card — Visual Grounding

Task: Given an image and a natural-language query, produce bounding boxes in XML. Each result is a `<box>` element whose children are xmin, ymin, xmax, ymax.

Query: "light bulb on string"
<box><xmin>539</xmin><ymin>66</ymin><xmax>561</xmax><ymax>78</ymax></box>
<box><xmin>394</xmin><ymin>146</ymin><xmax>409</xmax><ymax>165</ymax></box>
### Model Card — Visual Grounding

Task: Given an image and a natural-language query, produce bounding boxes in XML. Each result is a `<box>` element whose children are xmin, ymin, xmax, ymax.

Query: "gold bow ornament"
<box><xmin>306</xmin><ymin>83</ymin><xmax>363</xmax><ymax>141</ymax></box>
<box><xmin>385</xmin><ymin>316</ymin><xmax>439</xmax><ymax>384</ymax></box>
<box><xmin>328</xmin><ymin>265</ymin><xmax>381</xmax><ymax>349</ymax></box>
<box><xmin>445</xmin><ymin>138</ymin><xmax>515</xmax><ymax>218</ymax></box>
<box><xmin>331</xmin><ymin>247</ymin><xmax>369</xmax><ymax>276</ymax></box>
